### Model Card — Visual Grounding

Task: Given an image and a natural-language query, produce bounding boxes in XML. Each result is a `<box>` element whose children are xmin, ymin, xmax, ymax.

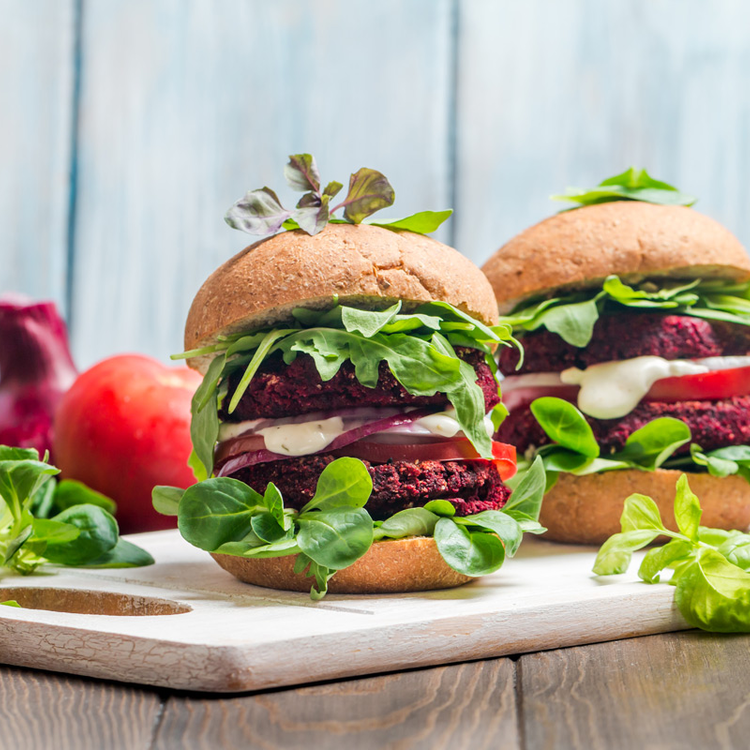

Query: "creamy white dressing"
<box><xmin>560</xmin><ymin>356</ymin><xmax>708</xmax><ymax>419</ymax></box>
<box><xmin>257</xmin><ymin>417</ymin><xmax>345</xmax><ymax>456</ymax></box>
<box><xmin>218</xmin><ymin>406</ymin><xmax>494</xmax><ymax>457</ymax></box>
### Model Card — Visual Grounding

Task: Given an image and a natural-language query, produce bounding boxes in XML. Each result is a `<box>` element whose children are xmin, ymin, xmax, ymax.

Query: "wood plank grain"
<box><xmin>454</xmin><ymin>0</ymin><xmax>750</xmax><ymax>267</ymax></box>
<box><xmin>70</xmin><ymin>0</ymin><xmax>453</xmax><ymax>367</ymax></box>
<box><xmin>153</xmin><ymin>659</ymin><xmax>519</xmax><ymax>750</ymax></box>
<box><xmin>0</xmin><ymin>665</ymin><xmax>162</xmax><ymax>750</ymax></box>
<box><xmin>519</xmin><ymin>631</ymin><xmax>750</xmax><ymax>750</ymax></box>
<box><xmin>0</xmin><ymin>0</ymin><xmax>76</xmax><ymax>311</ymax></box>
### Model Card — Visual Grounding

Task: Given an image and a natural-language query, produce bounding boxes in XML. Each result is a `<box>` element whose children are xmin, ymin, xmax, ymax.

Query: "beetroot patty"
<box><xmin>231</xmin><ymin>455</ymin><xmax>510</xmax><ymax>519</ymax></box>
<box><xmin>499</xmin><ymin>313</ymin><xmax>750</xmax><ymax>375</ymax></box>
<box><xmin>222</xmin><ymin>347</ymin><xmax>499</xmax><ymax>421</ymax></box>
<box><xmin>497</xmin><ymin>396</ymin><xmax>750</xmax><ymax>455</ymax></box>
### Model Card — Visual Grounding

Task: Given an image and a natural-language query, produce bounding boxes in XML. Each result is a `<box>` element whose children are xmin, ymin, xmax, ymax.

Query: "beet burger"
<box><xmin>154</xmin><ymin>155</ymin><xmax>544</xmax><ymax>597</ymax></box>
<box><xmin>485</xmin><ymin>169</ymin><xmax>750</xmax><ymax>544</ymax></box>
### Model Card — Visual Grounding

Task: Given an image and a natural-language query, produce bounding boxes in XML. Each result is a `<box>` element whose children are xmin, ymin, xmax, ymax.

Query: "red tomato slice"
<box><xmin>502</xmin><ymin>366</ymin><xmax>750</xmax><ymax>415</ymax></box>
<box><xmin>644</xmin><ymin>366</ymin><xmax>750</xmax><ymax>403</ymax></box>
<box><xmin>333</xmin><ymin>438</ymin><xmax>517</xmax><ymax>480</ymax></box>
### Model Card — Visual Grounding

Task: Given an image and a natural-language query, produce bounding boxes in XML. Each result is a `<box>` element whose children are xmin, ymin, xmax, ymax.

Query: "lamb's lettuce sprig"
<box><xmin>501</xmin><ymin>275</ymin><xmax>750</xmax><ymax>348</ymax></box>
<box><xmin>0</xmin><ymin>447</ymin><xmax>153</xmax><ymax>575</ymax></box>
<box><xmin>175</xmin><ymin>300</ymin><xmax>517</xmax><ymax>480</ymax></box>
<box><xmin>153</xmin><ymin>456</ymin><xmax>546</xmax><ymax>600</ymax></box>
<box><xmin>526</xmin><ymin>398</ymin><xmax>691</xmax><ymax>489</ymax></box>
<box><xmin>593</xmin><ymin>475</ymin><xmax>750</xmax><ymax>632</ymax></box>
<box><xmin>522</xmin><ymin>397</ymin><xmax>750</xmax><ymax>487</ymax></box>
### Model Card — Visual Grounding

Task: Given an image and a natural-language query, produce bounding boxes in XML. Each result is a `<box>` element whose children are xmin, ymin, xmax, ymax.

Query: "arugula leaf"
<box><xmin>503</xmin><ymin>275</ymin><xmax>750</xmax><ymax>348</ymax></box>
<box><xmin>0</xmin><ymin>600</ymin><xmax>20</xmax><ymax>608</ymax></box>
<box><xmin>551</xmin><ymin>167</ymin><xmax>696</xmax><ymax>208</ymax></box>
<box><xmin>369</xmin><ymin>210</ymin><xmax>452</xmax><ymax>234</ymax></box>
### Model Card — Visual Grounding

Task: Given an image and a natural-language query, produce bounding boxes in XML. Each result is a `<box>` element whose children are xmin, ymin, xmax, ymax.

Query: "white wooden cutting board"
<box><xmin>0</xmin><ymin>530</ymin><xmax>689</xmax><ymax>692</ymax></box>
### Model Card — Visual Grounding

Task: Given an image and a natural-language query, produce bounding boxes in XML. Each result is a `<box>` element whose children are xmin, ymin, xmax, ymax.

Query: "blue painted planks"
<box><xmin>453</xmin><ymin>0</ymin><xmax>750</xmax><ymax>267</ymax></box>
<box><xmin>70</xmin><ymin>0</ymin><xmax>455</xmax><ymax>367</ymax></box>
<box><xmin>0</xmin><ymin>0</ymin><xmax>77</xmax><ymax>313</ymax></box>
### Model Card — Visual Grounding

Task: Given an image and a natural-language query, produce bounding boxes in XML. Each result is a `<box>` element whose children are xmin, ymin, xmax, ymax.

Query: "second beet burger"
<box><xmin>484</xmin><ymin>170</ymin><xmax>750</xmax><ymax>544</ymax></box>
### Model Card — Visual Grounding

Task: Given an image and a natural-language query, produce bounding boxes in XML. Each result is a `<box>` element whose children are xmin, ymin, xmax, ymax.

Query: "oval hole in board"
<box><xmin>0</xmin><ymin>587</ymin><xmax>191</xmax><ymax>616</ymax></box>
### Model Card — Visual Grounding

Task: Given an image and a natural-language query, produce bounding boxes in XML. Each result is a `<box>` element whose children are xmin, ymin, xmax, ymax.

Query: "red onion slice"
<box><xmin>215</xmin><ymin>406</ymin><xmax>438</xmax><ymax>477</ymax></box>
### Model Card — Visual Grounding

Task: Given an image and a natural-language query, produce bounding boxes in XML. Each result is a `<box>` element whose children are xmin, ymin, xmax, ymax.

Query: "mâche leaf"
<box><xmin>531</xmin><ymin>398</ymin><xmax>599</xmax><ymax>457</ymax></box>
<box><xmin>434</xmin><ymin>518</ymin><xmax>506</xmax><ymax>577</ymax></box>
<box><xmin>0</xmin><ymin>449</ymin><xmax>150</xmax><ymax>574</ymax></box>
<box><xmin>595</xmin><ymin>474</ymin><xmax>750</xmax><ymax>632</ymax></box>
<box><xmin>552</xmin><ymin>167</ymin><xmax>696</xmax><ymax>208</ymax></box>
<box><xmin>160</xmin><ymin>450</ymin><xmax>541</xmax><ymax>599</ymax></box>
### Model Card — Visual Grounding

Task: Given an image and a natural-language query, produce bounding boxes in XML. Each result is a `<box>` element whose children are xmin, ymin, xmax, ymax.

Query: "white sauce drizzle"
<box><xmin>560</xmin><ymin>356</ymin><xmax>708</xmax><ymax>419</ymax></box>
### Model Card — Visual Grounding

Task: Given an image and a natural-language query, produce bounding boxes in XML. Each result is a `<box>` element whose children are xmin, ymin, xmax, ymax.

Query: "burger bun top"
<box><xmin>482</xmin><ymin>202</ymin><xmax>750</xmax><ymax>312</ymax></box>
<box><xmin>185</xmin><ymin>223</ymin><xmax>498</xmax><ymax>373</ymax></box>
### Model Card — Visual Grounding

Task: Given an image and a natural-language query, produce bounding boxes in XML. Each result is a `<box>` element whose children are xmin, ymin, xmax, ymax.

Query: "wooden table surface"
<box><xmin>1</xmin><ymin>631</ymin><xmax>748</xmax><ymax>750</ymax></box>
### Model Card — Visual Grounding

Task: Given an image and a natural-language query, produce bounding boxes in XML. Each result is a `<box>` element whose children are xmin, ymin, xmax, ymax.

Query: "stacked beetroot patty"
<box><xmin>497</xmin><ymin>313</ymin><xmax>750</xmax><ymax>455</ymax></box>
<box><xmin>219</xmin><ymin>347</ymin><xmax>508</xmax><ymax>516</ymax></box>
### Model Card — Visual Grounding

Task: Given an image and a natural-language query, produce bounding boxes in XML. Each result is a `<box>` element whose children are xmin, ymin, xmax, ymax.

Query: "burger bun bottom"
<box><xmin>211</xmin><ymin>536</ymin><xmax>473</xmax><ymax>594</ymax></box>
<box><xmin>540</xmin><ymin>468</ymin><xmax>750</xmax><ymax>545</ymax></box>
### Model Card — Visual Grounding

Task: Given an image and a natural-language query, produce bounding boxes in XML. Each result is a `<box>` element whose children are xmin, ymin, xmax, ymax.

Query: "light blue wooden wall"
<box><xmin>3</xmin><ymin>0</ymin><xmax>750</xmax><ymax>368</ymax></box>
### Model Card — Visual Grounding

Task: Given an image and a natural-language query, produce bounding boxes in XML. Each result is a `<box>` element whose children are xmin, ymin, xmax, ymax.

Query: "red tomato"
<box><xmin>504</xmin><ymin>367</ymin><xmax>750</xmax><ymax>414</ymax></box>
<box><xmin>644</xmin><ymin>366</ymin><xmax>750</xmax><ymax>403</ymax></box>
<box><xmin>53</xmin><ymin>354</ymin><xmax>202</xmax><ymax>533</ymax></box>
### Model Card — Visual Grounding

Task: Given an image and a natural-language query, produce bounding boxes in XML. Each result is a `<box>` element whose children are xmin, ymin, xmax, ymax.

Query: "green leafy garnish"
<box><xmin>0</xmin><ymin>449</ymin><xmax>153</xmax><ymax>574</ymax></box>
<box><xmin>502</xmin><ymin>276</ymin><xmax>750</xmax><ymax>348</ymax></box>
<box><xmin>593</xmin><ymin>474</ymin><xmax>750</xmax><ymax>632</ymax></box>
<box><xmin>552</xmin><ymin>167</ymin><xmax>696</xmax><ymax>208</ymax></box>
<box><xmin>176</xmin><ymin>300</ymin><xmax>516</xmax><ymax>479</ymax></box>
<box><xmin>527</xmin><ymin>398</ymin><xmax>691</xmax><ymax>486</ymax></box>
<box><xmin>156</xmin><ymin>456</ymin><xmax>546</xmax><ymax>599</ymax></box>
<box><xmin>225</xmin><ymin>153</ymin><xmax>452</xmax><ymax>238</ymax></box>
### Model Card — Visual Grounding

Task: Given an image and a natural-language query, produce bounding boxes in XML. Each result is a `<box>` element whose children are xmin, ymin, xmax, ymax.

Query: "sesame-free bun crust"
<box><xmin>186</xmin><ymin>223</ymin><xmax>498</xmax><ymax>373</ymax></box>
<box><xmin>540</xmin><ymin>469</ymin><xmax>750</xmax><ymax>545</ymax></box>
<box><xmin>211</xmin><ymin>536</ymin><xmax>473</xmax><ymax>594</ymax></box>
<box><xmin>482</xmin><ymin>202</ymin><xmax>750</xmax><ymax>312</ymax></box>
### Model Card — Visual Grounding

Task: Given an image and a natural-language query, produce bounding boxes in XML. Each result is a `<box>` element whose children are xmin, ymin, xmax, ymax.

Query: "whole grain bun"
<box><xmin>540</xmin><ymin>469</ymin><xmax>750</xmax><ymax>545</ymax></box>
<box><xmin>482</xmin><ymin>202</ymin><xmax>750</xmax><ymax>313</ymax></box>
<box><xmin>186</xmin><ymin>223</ymin><xmax>498</xmax><ymax>373</ymax></box>
<box><xmin>211</xmin><ymin>536</ymin><xmax>473</xmax><ymax>594</ymax></box>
